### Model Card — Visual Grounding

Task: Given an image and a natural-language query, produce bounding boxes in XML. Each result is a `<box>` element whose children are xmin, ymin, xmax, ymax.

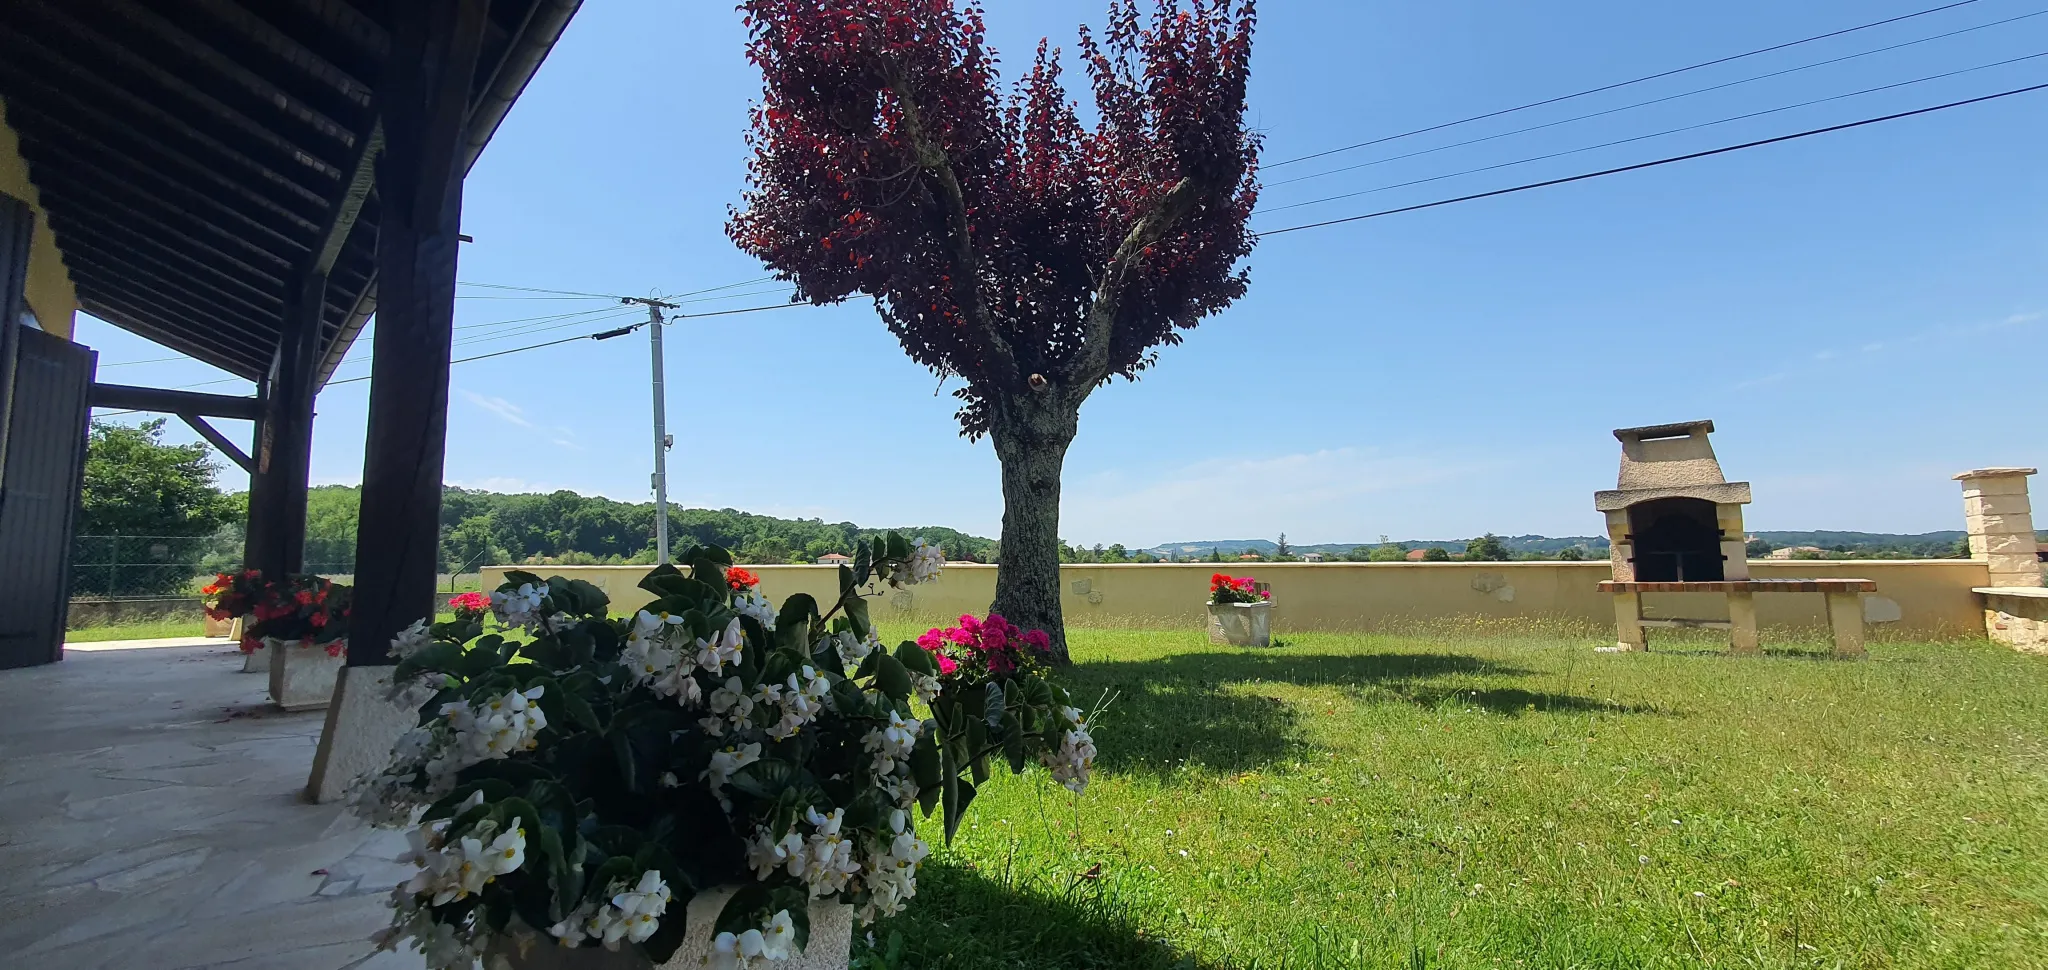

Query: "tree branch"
<box><xmin>1066</xmin><ymin>176</ymin><xmax>1208</xmax><ymax>392</ymax></box>
<box><xmin>887</xmin><ymin>76</ymin><xmax>1022</xmax><ymax>391</ymax></box>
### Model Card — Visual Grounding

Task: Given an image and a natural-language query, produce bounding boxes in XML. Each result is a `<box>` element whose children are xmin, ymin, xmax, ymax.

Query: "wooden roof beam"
<box><xmin>91</xmin><ymin>382</ymin><xmax>262</xmax><ymax>420</ymax></box>
<box><xmin>32</xmin><ymin>169</ymin><xmax>296</xmax><ymax>283</ymax></box>
<box><xmin>77</xmin><ymin>294</ymin><xmax>268</xmax><ymax>378</ymax></box>
<box><xmin>40</xmin><ymin>207</ymin><xmax>285</xmax><ymax>317</ymax></box>
<box><xmin>186</xmin><ymin>0</ymin><xmax>374</xmax><ymax>107</ymax></box>
<box><xmin>13</xmin><ymin>130</ymin><xmax>312</xmax><ymax>255</ymax></box>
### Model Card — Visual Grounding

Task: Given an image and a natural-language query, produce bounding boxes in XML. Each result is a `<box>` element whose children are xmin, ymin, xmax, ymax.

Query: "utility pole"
<box><xmin>622</xmin><ymin>296</ymin><xmax>679</xmax><ymax>564</ymax></box>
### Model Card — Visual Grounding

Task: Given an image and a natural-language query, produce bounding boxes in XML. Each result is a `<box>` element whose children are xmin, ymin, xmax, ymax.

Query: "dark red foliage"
<box><xmin>729</xmin><ymin>0</ymin><xmax>1260</xmax><ymax>436</ymax></box>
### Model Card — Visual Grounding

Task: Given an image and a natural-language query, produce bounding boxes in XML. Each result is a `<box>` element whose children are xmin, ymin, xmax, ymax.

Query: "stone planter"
<box><xmin>239</xmin><ymin>641</ymin><xmax>270</xmax><ymax>673</ymax></box>
<box><xmin>265</xmin><ymin>637</ymin><xmax>345</xmax><ymax>711</ymax></box>
<box><xmin>1207</xmin><ymin>601</ymin><xmax>1272</xmax><ymax>647</ymax></box>
<box><xmin>487</xmin><ymin>886</ymin><xmax>852</xmax><ymax>970</ymax></box>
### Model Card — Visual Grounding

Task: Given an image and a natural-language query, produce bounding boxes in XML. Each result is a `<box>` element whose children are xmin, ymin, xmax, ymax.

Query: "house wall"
<box><xmin>482</xmin><ymin>558</ymin><xmax>1991</xmax><ymax>639</ymax></box>
<box><xmin>0</xmin><ymin>96</ymin><xmax>77</xmax><ymax>339</ymax></box>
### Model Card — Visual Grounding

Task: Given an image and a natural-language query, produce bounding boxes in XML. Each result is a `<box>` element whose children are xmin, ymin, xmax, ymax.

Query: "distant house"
<box><xmin>1237</xmin><ymin>553</ymin><xmax>1262</xmax><ymax>561</ymax></box>
<box><xmin>1767</xmin><ymin>546</ymin><xmax>1827</xmax><ymax>560</ymax></box>
<box><xmin>1301</xmin><ymin>553</ymin><xmax>1325</xmax><ymax>562</ymax></box>
<box><xmin>1404</xmin><ymin>549</ymin><xmax>1428</xmax><ymax>562</ymax></box>
<box><xmin>817</xmin><ymin>553</ymin><xmax>852</xmax><ymax>565</ymax></box>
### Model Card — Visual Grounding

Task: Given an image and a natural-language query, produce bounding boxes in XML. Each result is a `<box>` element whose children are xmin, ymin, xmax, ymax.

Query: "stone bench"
<box><xmin>1596</xmin><ymin>578</ymin><xmax>1878</xmax><ymax>658</ymax></box>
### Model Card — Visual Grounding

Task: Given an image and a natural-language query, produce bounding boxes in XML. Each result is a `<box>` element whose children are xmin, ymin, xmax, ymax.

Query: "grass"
<box><xmin>63</xmin><ymin>616</ymin><xmax>209</xmax><ymax>642</ymax></box>
<box><xmin>852</xmin><ymin>626</ymin><xmax>2048</xmax><ymax>969</ymax></box>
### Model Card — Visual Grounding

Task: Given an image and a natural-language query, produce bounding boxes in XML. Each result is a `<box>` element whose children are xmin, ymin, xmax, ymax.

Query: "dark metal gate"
<box><xmin>0</xmin><ymin>196</ymin><xmax>96</xmax><ymax>668</ymax></box>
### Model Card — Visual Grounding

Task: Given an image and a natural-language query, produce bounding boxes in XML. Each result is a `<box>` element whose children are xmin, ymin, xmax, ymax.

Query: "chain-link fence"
<box><xmin>69</xmin><ymin>533</ymin><xmax>353</xmax><ymax>599</ymax></box>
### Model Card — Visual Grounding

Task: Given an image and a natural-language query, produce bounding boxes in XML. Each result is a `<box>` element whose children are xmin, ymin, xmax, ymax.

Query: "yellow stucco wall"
<box><xmin>481</xmin><ymin>559</ymin><xmax>1992</xmax><ymax>639</ymax></box>
<box><xmin>0</xmin><ymin>96</ymin><xmax>78</xmax><ymax>339</ymax></box>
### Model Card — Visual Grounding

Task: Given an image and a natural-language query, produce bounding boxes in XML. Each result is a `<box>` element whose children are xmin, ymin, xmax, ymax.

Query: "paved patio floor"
<box><xmin>0</xmin><ymin>641</ymin><xmax>421</xmax><ymax>969</ymax></box>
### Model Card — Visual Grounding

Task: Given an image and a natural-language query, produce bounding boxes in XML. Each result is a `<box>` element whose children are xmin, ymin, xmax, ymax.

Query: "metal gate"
<box><xmin>0</xmin><ymin>195</ymin><xmax>95</xmax><ymax>669</ymax></box>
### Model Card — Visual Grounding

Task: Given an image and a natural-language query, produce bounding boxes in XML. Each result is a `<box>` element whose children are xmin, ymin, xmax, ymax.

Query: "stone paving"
<box><xmin>0</xmin><ymin>640</ymin><xmax>422</xmax><ymax>969</ymax></box>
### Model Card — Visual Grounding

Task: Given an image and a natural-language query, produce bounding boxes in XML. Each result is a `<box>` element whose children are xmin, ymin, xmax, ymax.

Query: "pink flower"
<box><xmin>916</xmin><ymin>629</ymin><xmax>945</xmax><ymax>651</ymax></box>
<box><xmin>935</xmin><ymin>654</ymin><xmax>958</xmax><ymax>675</ymax></box>
<box><xmin>1022</xmin><ymin>629</ymin><xmax>1050</xmax><ymax>652</ymax></box>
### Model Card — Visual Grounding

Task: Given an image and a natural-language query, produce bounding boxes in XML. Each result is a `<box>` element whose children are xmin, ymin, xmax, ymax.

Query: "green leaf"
<box><xmin>638</xmin><ymin>563</ymin><xmax>683</xmax><ymax>596</ymax></box>
<box><xmin>561</xmin><ymin>578</ymin><xmax>610</xmax><ymax>616</ymax></box>
<box><xmin>776</xmin><ymin>594</ymin><xmax>818</xmax><ymax>649</ymax></box>
<box><xmin>874</xmin><ymin>653</ymin><xmax>912</xmax><ymax>701</ymax></box>
<box><xmin>895</xmin><ymin>641</ymin><xmax>937</xmax><ymax>677</ymax></box>
<box><xmin>843</xmin><ymin>594</ymin><xmax>871</xmax><ymax>640</ymax></box>
<box><xmin>853</xmin><ymin>540</ymin><xmax>873</xmax><ymax>587</ymax></box>
<box><xmin>838</xmin><ymin>563</ymin><xmax>857</xmax><ymax>597</ymax></box>
<box><xmin>909</xmin><ymin>724</ymin><xmax>941</xmax><ymax>790</ymax></box>
<box><xmin>886</xmin><ymin>532</ymin><xmax>912</xmax><ymax>563</ymax></box>
<box><xmin>503</xmin><ymin>570</ymin><xmax>545</xmax><ymax>589</ymax></box>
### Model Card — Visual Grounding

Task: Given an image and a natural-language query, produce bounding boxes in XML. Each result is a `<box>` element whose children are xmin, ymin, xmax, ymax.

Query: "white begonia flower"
<box><xmin>910</xmin><ymin>671</ymin><xmax>944</xmax><ymax>704</ymax></box>
<box><xmin>389</xmin><ymin>618</ymin><xmax>434</xmax><ymax>660</ymax></box>
<box><xmin>862</xmin><ymin>709</ymin><xmax>922</xmax><ymax>779</ymax></box>
<box><xmin>702</xmin><ymin>741</ymin><xmax>762</xmax><ymax>794</ymax></box>
<box><xmin>735</xmin><ymin>590</ymin><xmax>778</xmax><ymax>630</ymax></box>
<box><xmin>1041</xmin><ymin>712</ymin><xmax>1098</xmax><ymax>793</ymax></box>
<box><xmin>608</xmin><ymin>869</ymin><xmax>670</xmax><ymax>944</ymax></box>
<box><xmin>418</xmin><ymin>920</ymin><xmax>475</xmax><ymax>970</ymax></box>
<box><xmin>800</xmin><ymin>806</ymin><xmax>861</xmax><ymax>896</ymax></box>
<box><xmin>696</xmin><ymin>617</ymin><xmax>746</xmax><ymax>675</ymax></box>
<box><xmin>760</xmin><ymin>910</ymin><xmax>797</xmax><ymax>960</ymax></box>
<box><xmin>826</xmin><ymin>629</ymin><xmax>878</xmax><ymax>667</ymax></box>
<box><xmin>711</xmin><ymin>928</ymin><xmax>768</xmax><ymax>970</ymax></box>
<box><xmin>651</xmin><ymin>662</ymin><xmax>704</xmax><ymax>708</ymax></box>
<box><xmin>900</xmin><ymin>539</ymin><xmax>945</xmax><ymax>585</ymax></box>
<box><xmin>490</xmin><ymin>583</ymin><xmax>545</xmax><ymax>629</ymax></box>
<box><xmin>746</xmin><ymin>826</ymin><xmax>805</xmax><ymax>880</ymax></box>
<box><xmin>547</xmin><ymin>902</ymin><xmax>597</xmax><ymax>946</ymax></box>
<box><xmin>482</xmin><ymin>818</ymin><xmax>526</xmax><ymax>876</ymax></box>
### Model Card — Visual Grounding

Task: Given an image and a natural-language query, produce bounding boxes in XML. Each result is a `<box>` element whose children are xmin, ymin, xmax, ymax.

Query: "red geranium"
<box><xmin>1210</xmin><ymin>573</ymin><xmax>1269</xmax><ymax>605</ymax></box>
<box><xmin>727</xmin><ymin>567</ymin><xmax>761</xmax><ymax>591</ymax></box>
<box><xmin>448</xmin><ymin>591</ymin><xmax>491</xmax><ymax>621</ymax></box>
<box><xmin>205</xmin><ymin>571</ymin><xmax>351</xmax><ymax>653</ymax></box>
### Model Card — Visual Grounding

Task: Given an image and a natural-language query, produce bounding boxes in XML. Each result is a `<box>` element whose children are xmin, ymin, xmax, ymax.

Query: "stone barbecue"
<box><xmin>1593</xmin><ymin>420</ymin><xmax>1873</xmax><ymax>657</ymax></box>
<box><xmin>1595</xmin><ymin>420</ymin><xmax>1752</xmax><ymax>583</ymax></box>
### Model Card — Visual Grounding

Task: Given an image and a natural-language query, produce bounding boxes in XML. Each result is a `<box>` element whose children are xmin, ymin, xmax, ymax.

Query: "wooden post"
<box><xmin>1826</xmin><ymin>591</ymin><xmax>1866</xmax><ymax>659</ymax></box>
<box><xmin>244</xmin><ymin>269</ymin><xmax>323</xmax><ymax>579</ymax></box>
<box><xmin>1612</xmin><ymin>591</ymin><xmax>1647</xmax><ymax>651</ymax></box>
<box><xmin>346</xmin><ymin>0</ymin><xmax>486</xmax><ymax>667</ymax></box>
<box><xmin>1727</xmin><ymin>589</ymin><xmax>1759</xmax><ymax>655</ymax></box>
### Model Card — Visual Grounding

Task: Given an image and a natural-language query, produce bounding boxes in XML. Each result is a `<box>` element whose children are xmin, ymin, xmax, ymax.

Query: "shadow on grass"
<box><xmin>862</xmin><ymin>860</ymin><xmax>1220</xmax><ymax>970</ymax></box>
<box><xmin>1055</xmin><ymin>650</ymin><xmax>1664</xmax><ymax>776</ymax></box>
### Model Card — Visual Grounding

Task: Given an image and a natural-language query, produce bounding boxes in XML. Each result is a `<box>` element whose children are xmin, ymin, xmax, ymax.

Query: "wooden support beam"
<box><xmin>245</xmin><ymin>269</ymin><xmax>324</xmax><ymax>579</ymax></box>
<box><xmin>185</xmin><ymin>0</ymin><xmax>376</xmax><ymax>108</ymax></box>
<box><xmin>29</xmin><ymin>165</ymin><xmax>297</xmax><ymax>280</ymax></box>
<box><xmin>0</xmin><ymin>87</ymin><xmax>325</xmax><ymax>233</ymax></box>
<box><xmin>15</xmin><ymin>129</ymin><xmax>313</xmax><ymax>254</ymax></box>
<box><xmin>12</xmin><ymin>0</ymin><xmax>349</xmax><ymax>181</ymax></box>
<box><xmin>0</xmin><ymin>35</ymin><xmax>333</xmax><ymax>209</ymax></box>
<box><xmin>349</xmin><ymin>0</ymin><xmax>487</xmax><ymax>667</ymax></box>
<box><xmin>89</xmin><ymin>382</ymin><xmax>260</xmax><ymax>419</ymax></box>
<box><xmin>41</xmin><ymin>204</ymin><xmax>287</xmax><ymax>314</ymax></box>
<box><xmin>177</xmin><ymin>412</ymin><xmax>253</xmax><ymax>473</ymax></box>
<box><xmin>59</xmin><ymin>242</ymin><xmax>281</xmax><ymax>340</ymax></box>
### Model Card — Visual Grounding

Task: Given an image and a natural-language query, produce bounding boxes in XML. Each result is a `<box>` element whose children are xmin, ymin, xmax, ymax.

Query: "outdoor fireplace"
<box><xmin>1595</xmin><ymin>421</ymin><xmax>1751</xmax><ymax>584</ymax></box>
<box><xmin>1590</xmin><ymin>421</ymin><xmax>1877</xmax><ymax>658</ymax></box>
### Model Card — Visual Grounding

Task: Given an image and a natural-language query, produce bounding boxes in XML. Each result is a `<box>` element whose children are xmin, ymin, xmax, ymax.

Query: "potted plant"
<box><xmin>244</xmin><ymin>574</ymin><xmax>351</xmax><ymax>710</ymax></box>
<box><xmin>352</xmin><ymin>534</ymin><xmax>1100</xmax><ymax>970</ymax></box>
<box><xmin>203</xmin><ymin>570</ymin><xmax>270</xmax><ymax>672</ymax></box>
<box><xmin>1207</xmin><ymin>573</ymin><xmax>1272</xmax><ymax>647</ymax></box>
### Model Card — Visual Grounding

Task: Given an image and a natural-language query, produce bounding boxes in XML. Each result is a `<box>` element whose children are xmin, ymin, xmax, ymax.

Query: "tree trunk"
<box><xmin>988</xmin><ymin>396</ymin><xmax>1079</xmax><ymax>664</ymax></box>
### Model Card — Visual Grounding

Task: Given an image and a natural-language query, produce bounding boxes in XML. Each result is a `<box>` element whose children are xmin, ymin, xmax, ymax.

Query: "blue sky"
<box><xmin>81</xmin><ymin>0</ymin><xmax>2047</xmax><ymax>546</ymax></box>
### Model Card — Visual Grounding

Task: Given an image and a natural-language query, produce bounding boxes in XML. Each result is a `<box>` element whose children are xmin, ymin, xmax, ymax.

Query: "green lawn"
<box><xmin>856</xmin><ymin>627</ymin><xmax>2048</xmax><ymax>969</ymax></box>
<box><xmin>63</xmin><ymin>617</ymin><xmax>209</xmax><ymax>642</ymax></box>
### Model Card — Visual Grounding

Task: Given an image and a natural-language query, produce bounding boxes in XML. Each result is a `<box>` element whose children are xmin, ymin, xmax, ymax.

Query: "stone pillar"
<box><xmin>1604</xmin><ymin>509</ymin><xmax>1634</xmax><ymax>582</ymax></box>
<box><xmin>1955</xmin><ymin>467</ymin><xmax>2040</xmax><ymax>588</ymax></box>
<box><xmin>1716</xmin><ymin>502</ymin><xmax>1750</xmax><ymax>581</ymax></box>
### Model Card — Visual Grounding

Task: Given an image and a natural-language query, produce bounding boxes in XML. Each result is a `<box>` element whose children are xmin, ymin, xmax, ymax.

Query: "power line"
<box><xmin>1258</xmin><ymin>51</ymin><xmax>2048</xmax><ymax>216</ymax></box>
<box><xmin>453</xmin><ymin>304</ymin><xmax>631</xmax><ymax>333</ymax></box>
<box><xmin>453</xmin><ymin>307</ymin><xmax>643</xmax><ymax>347</ymax></box>
<box><xmin>456</xmin><ymin>280</ymin><xmax>631</xmax><ymax>299</ymax></box>
<box><xmin>97</xmin><ymin>354</ymin><xmax>191</xmax><ymax>367</ymax></box>
<box><xmin>1267</xmin><ymin>8</ymin><xmax>2048</xmax><ymax>190</ymax></box>
<box><xmin>667</xmin><ymin>275</ymin><xmax>778</xmax><ymax>298</ymax></box>
<box><xmin>1264</xmin><ymin>0</ymin><xmax>1991</xmax><ymax>169</ymax></box>
<box><xmin>1253</xmin><ymin>80</ymin><xmax>2048</xmax><ymax>238</ymax></box>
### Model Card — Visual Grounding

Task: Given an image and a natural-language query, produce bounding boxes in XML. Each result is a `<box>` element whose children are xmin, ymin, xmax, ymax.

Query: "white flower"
<box><xmin>897</xmin><ymin>540</ymin><xmax>945</xmax><ymax>585</ymax></box>
<box><xmin>696</xmin><ymin>617</ymin><xmax>746</xmax><ymax>675</ymax></box>
<box><xmin>608</xmin><ymin>869</ymin><xmax>670</xmax><ymax>943</ymax></box>
<box><xmin>651</xmin><ymin>663</ymin><xmax>704</xmax><ymax>708</ymax></box>
<box><xmin>799</xmin><ymin>806</ymin><xmax>861</xmax><ymax>896</ymax></box>
<box><xmin>747</xmin><ymin>826</ymin><xmax>805</xmax><ymax>880</ymax></box>
<box><xmin>826</xmin><ymin>630</ymin><xmax>880</xmax><ymax>667</ymax></box>
<box><xmin>910</xmin><ymin>671</ymin><xmax>943</xmax><ymax>704</ymax></box>
<box><xmin>490</xmin><ymin>583</ymin><xmax>546</xmax><ymax>629</ymax></box>
<box><xmin>481</xmin><ymin>818</ymin><xmax>526</xmax><ymax>876</ymax></box>
<box><xmin>760</xmin><ymin>910</ymin><xmax>796</xmax><ymax>960</ymax></box>
<box><xmin>547</xmin><ymin>902</ymin><xmax>597</xmax><ymax>946</ymax></box>
<box><xmin>735</xmin><ymin>590</ymin><xmax>778</xmax><ymax>630</ymax></box>
<box><xmin>390</xmin><ymin>618</ymin><xmax>434</xmax><ymax>660</ymax></box>
<box><xmin>703</xmin><ymin>742</ymin><xmax>762</xmax><ymax>795</ymax></box>
<box><xmin>1040</xmin><ymin>712</ymin><xmax>1097</xmax><ymax>793</ymax></box>
<box><xmin>862</xmin><ymin>710</ymin><xmax>922</xmax><ymax>780</ymax></box>
<box><xmin>712</xmin><ymin>928</ymin><xmax>768</xmax><ymax>970</ymax></box>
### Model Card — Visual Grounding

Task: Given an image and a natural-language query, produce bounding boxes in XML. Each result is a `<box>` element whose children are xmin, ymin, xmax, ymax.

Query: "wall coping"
<box><xmin>1975</xmin><ymin>586</ymin><xmax>2048</xmax><ymax>599</ymax></box>
<box><xmin>489</xmin><ymin>559</ymin><xmax>1982</xmax><ymax>572</ymax></box>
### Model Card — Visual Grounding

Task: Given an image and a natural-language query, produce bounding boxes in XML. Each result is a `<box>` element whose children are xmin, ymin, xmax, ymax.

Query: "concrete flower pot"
<box><xmin>1207</xmin><ymin>601</ymin><xmax>1273</xmax><ymax>647</ymax></box>
<box><xmin>240</xmin><ymin>641</ymin><xmax>270</xmax><ymax>673</ymax></box>
<box><xmin>265</xmin><ymin>637</ymin><xmax>345</xmax><ymax>711</ymax></box>
<box><xmin>488</xmin><ymin>886</ymin><xmax>852</xmax><ymax>970</ymax></box>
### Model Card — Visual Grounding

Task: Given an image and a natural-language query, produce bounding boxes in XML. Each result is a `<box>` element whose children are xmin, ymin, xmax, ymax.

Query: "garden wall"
<box><xmin>483</xmin><ymin>559</ymin><xmax>1991</xmax><ymax>639</ymax></box>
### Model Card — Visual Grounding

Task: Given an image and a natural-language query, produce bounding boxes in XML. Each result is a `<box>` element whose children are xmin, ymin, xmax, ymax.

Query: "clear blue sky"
<box><xmin>81</xmin><ymin>0</ymin><xmax>2047</xmax><ymax>546</ymax></box>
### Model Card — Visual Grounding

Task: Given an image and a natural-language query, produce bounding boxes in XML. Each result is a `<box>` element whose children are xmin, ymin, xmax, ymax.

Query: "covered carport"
<box><xmin>0</xmin><ymin>0</ymin><xmax>580</xmax><ymax>670</ymax></box>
